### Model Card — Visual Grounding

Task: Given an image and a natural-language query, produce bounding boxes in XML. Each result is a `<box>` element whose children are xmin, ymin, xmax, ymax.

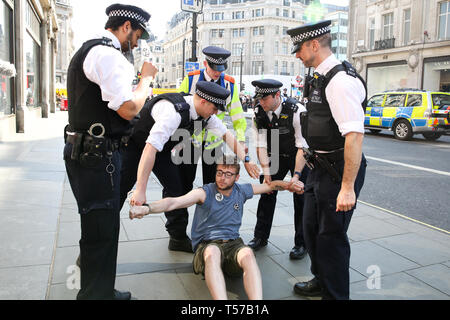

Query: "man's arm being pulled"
<box><xmin>130</xmin><ymin>188</ymin><xmax>206</xmax><ymax>219</ymax></box>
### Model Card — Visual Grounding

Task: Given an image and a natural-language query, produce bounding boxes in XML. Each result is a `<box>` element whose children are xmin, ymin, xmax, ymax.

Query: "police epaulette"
<box><xmin>101</xmin><ymin>37</ymin><xmax>115</xmax><ymax>48</ymax></box>
<box><xmin>342</xmin><ymin>61</ymin><xmax>357</xmax><ymax>78</ymax></box>
<box><xmin>283</xmin><ymin>98</ymin><xmax>299</xmax><ymax>112</ymax></box>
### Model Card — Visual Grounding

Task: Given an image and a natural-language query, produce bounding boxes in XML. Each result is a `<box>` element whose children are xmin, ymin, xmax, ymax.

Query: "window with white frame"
<box><xmin>239</xmin><ymin>28</ymin><xmax>245</xmax><ymax>37</ymax></box>
<box><xmin>282</xmin><ymin>42</ymin><xmax>288</xmax><ymax>55</ymax></box>
<box><xmin>232</xmin><ymin>43</ymin><xmax>244</xmax><ymax>56</ymax></box>
<box><xmin>438</xmin><ymin>1</ymin><xmax>450</xmax><ymax>40</ymax></box>
<box><xmin>252</xmin><ymin>42</ymin><xmax>264</xmax><ymax>54</ymax></box>
<box><xmin>274</xmin><ymin>60</ymin><xmax>278</xmax><ymax>74</ymax></box>
<box><xmin>369</xmin><ymin>18</ymin><xmax>375</xmax><ymax>50</ymax></box>
<box><xmin>232</xmin><ymin>62</ymin><xmax>241</xmax><ymax>76</ymax></box>
<box><xmin>383</xmin><ymin>12</ymin><xmax>394</xmax><ymax>39</ymax></box>
<box><xmin>252</xmin><ymin>61</ymin><xmax>264</xmax><ymax>75</ymax></box>
<box><xmin>232</xmin><ymin>28</ymin><xmax>239</xmax><ymax>37</ymax></box>
<box><xmin>274</xmin><ymin>41</ymin><xmax>279</xmax><ymax>54</ymax></box>
<box><xmin>212</xmin><ymin>12</ymin><xmax>224</xmax><ymax>20</ymax></box>
<box><xmin>403</xmin><ymin>9</ymin><xmax>411</xmax><ymax>45</ymax></box>
<box><xmin>281</xmin><ymin>61</ymin><xmax>288</xmax><ymax>75</ymax></box>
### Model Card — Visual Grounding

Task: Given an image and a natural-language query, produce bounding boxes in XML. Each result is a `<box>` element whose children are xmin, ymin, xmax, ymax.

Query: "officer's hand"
<box><xmin>130</xmin><ymin>189</ymin><xmax>146</xmax><ymax>207</ymax></box>
<box><xmin>336</xmin><ymin>187</ymin><xmax>356</xmax><ymax>212</ymax></box>
<box><xmin>129</xmin><ymin>205</ymin><xmax>149</xmax><ymax>220</ymax></box>
<box><xmin>141</xmin><ymin>61</ymin><xmax>158</xmax><ymax>79</ymax></box>
<box><xmin>244</xmin><ymin>161</ymin><xmax>260</xmax><ymax>179</ymax></box>
<box><xmin>289</xmin><ymin>180</ymin><xmax>305</xmax><ymax>194</ymax></box>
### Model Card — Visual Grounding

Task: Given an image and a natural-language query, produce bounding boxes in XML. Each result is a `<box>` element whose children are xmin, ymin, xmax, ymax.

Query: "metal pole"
<box><xmin>239</xmin><ymin>47</ymin><xmax>243</xmax><ymax>92</ymax></box>
<box><xmin>182</xmin><ymin>39</ymin><xmax>186</xmax><ymax>78</ymax></box>
<box><xmin>191</xmin><ymin>12</ymin><xmax>198</xmax><ymax>62</ymax></box>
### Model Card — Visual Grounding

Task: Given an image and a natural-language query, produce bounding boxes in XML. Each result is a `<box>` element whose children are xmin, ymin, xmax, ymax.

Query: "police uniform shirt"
<box><xmin>83</xmin><ymin>30</ymin><xmax>135</xmax><ymax>111</ymax></box>
<box><xmin>315</xmin><ymin>54</ymin><xmax>366</xmax><ymax>136</ymax></box>
<box><xmin>146</xmin><ymin>95</ymin><xmax>228</xmax><ymax>152</ymax></box>
<box><xmin>251</xmin><ymin>100</ymin><xmax>308</xmax><ymax>149</ymax></box>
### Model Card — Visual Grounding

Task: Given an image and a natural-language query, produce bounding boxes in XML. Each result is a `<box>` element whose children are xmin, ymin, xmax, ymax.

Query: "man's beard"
<box><xmin>216</xmin><ymin>182</ymin><xmax>234</xmax><ymax>191</ymax></box>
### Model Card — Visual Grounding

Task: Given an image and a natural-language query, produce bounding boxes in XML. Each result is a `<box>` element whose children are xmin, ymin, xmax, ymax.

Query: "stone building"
<box><xmin>348</xmin><ymin>0</ymin><xmax>450</xmax><ymax>97</ymax></box>
<box><xmin>0</xmin><ymin>0</ymin><xmax>60</xmax><ymax>140</ymax></box>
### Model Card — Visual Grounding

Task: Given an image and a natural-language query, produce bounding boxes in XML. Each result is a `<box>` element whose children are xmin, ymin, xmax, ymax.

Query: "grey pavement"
<box><xmin>0</xmin><ymin>111</ymin><xmax>449</xmax><ymax>300</ymax></box>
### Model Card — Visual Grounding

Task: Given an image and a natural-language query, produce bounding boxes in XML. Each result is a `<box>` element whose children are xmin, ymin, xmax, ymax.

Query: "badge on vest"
<box><xmin>311</xmin><ymin>89</ymin><xmax>322</xmax><ymax>104</ymax></box>
<box><xmin>233</xmin><ymin>203</ymin><xmax>240</xmax><ymax>211</ymax></box>
<box><xmin>215</xmin><ymin>193</ymin><xmax>224</xmax><ymax>202</ymax></box>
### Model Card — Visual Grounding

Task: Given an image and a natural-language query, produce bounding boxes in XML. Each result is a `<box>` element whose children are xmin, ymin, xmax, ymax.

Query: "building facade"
<box><xmin>326</xmin><ymin>10</ymin><xmax>348</xmax><ymax>61</ymax></box>
<box><xmin>55</xmin><ymin>0</ymin><xmax>74</xmax><ymax>87</ymax></box>
<box><xmin>0</xmin><ymin>0</ymin><xmax>60</xmax><ymax>140</ymax></box>
<box><xmin>161</xmin><ymin>0</ymin><xmax>314</xmax><ymax>92</ymax></box>
<box><xmin>349</xmin><ymin>0</ymin><xmax>450</xmax><ymax>97</ymax></box>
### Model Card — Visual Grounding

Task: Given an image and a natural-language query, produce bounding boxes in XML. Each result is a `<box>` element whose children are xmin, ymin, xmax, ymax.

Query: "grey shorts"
<box><xmin>193</xmin><ymin>237</ymin><xmax>248</xmax><ymax>277</ymax></box>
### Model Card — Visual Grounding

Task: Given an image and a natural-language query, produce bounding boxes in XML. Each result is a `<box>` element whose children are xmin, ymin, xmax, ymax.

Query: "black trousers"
<box><xmin>253</xmin><ymin>155</ymin><xmax>308</xmax><ymax>247</ymax></box>
<box><xmin>303</xmin><ymin>154</ymin><xmax>367</xmax><ymax>300</ymax></box>
<box><xmin>120</xmin><ymin>139</ymin><xmax>193</xmax><ymax>238</ymax></box>
<box><xmin>64</xmin><ymin>143</ymin><xmax>122</xmax><ymax>300</ymax></box>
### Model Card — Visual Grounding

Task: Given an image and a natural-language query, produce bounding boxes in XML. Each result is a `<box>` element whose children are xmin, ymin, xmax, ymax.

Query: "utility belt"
<box><xmin>302</xmin><ymin>147</ymin><xmax>344</xmax><ymax>183</ymax></box>
<box><xmin>64</xmin><ymin>124</ymin><xmax>120</xmax><ymax>168</ymax></box>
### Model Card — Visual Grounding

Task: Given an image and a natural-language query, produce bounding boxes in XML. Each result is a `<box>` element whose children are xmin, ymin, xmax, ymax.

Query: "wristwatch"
<box><xmin>244</xmin><ymin>155</ymin><xmax>251</xmax><ymax>163</ymax></box>
<box><xmin>294</xmin><ymin>171</ymin><xmax>302</xmax><ymax>178</ymax></box>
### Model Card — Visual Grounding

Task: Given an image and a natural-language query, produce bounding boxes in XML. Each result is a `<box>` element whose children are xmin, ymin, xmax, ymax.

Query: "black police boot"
<box><xmin>112</xmin><ymin>289</ymin><xmax>131</xmax><ymax>300</ymax></box>
<box><xmin>168</xmin><ymin>236</ymin><xmax>193</xmax><ymax>253</ymax></box>
<box><xmin>289</xmin><ymin>245</ymin><xmax>306</xmax><ymax>260</ymax></box>
<box><xmin>293</xmin><ymin>277</ymin><xmax>322</xmax><ymax>297</ymax></box>
<box><xmin>247</xmin><ymin>237</ymin><xmax>268</xmax><ymax>251</ymax></box>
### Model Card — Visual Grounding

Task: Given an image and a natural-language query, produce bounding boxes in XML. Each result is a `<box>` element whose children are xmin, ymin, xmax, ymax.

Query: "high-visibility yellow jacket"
<box><xmin>177</xmin><ymin>69</ymin><xmax>246</xmax><ymax>149</ymax></box>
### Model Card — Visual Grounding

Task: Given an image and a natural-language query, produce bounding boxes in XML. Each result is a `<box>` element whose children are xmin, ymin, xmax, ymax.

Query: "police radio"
<box><xmin>303</xmin><ymin>67</ymin><xmax>312</xmax><ymax>105</ymax></box>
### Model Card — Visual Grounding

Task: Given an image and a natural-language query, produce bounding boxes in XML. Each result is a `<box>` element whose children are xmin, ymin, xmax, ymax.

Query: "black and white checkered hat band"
<box><xmin>255</xmin><ymin>87</ymin><xmax>279</xmax><ymax>95</ymax></box>
<box><xmin>196</xmin><ymin>90</ymin><xmax>226</xmax><ymax>105</ymax></box>
<box><xmin>108</xmin><ymin>10</ymin><xmax>147</xmax><ymax>25</ymax></box>
<box><xmin>205</xmin><ymin>55</ymin><xmax>227</xmax><ymax>65</ymax></box>
<box><xmin>291</xmin><ymin>25</ymin><xmax>331</xmax><ymax>44</ymax></box>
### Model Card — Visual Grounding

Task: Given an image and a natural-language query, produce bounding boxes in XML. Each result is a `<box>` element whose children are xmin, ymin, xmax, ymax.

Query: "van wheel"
<box><xmin>369</xmin><ymin>129</ymin><xmax>381</xmax><ymax>134</ymax></box>
<box><xmin>422</xmin><ymin>132</ymin><xmax>443</xmax><ymax>141</ymax></box>
<box><xmin>393</xmin><ymin>120</ymin><xmax>413</xmax><ymax>141</ymax></box>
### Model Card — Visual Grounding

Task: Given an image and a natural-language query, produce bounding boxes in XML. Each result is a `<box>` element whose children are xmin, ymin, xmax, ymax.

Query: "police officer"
<box><xmin>123</xmin><ymin>82</ymin><xmax>260</xmax><ymax>252</ymax></box>
<box><xmin>247</xmin><ymin>79</ymin><xmax>309</xmax><ymax>260</ymax></box>
<box><xmin>63</xmin><ymin>4</ymin><xmax>157</xmax><ymax>300</ymax></box>
<box><xmin>287</xmin><ymin>20</ymin><xmax>367</xmax><ymax>300</ymax></box>
<box><xmin>178</xmin><ymin>46</ymin><xmax>248</xmax><ymax>185</ymax></box>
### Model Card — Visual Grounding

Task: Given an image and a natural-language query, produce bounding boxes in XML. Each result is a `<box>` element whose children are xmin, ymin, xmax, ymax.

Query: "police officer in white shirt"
<box><xmin>287</xmin><ymin>20</ymin><xmax>367</xmax><ymax>300</ymax></box>
<box><xmin>123</xmin><ymin>82</ymin><xmax>260</xmax><ymax>252</ymax></box>
<box><xmin>64</xmin><ymin>3</ymin><xmax>157</xmax><ymax>300</ymax></box>
<box><xmin>248</xmin><ymin>79</ymin><xmax>309</xmax><ymax>261</ymax></box>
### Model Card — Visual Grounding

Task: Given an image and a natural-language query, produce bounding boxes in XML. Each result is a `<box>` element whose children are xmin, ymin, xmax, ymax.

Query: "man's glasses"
<box><xmin>216</xmin><ymin>170</ymin><xmax>237</xmax><ymax>178</ymax></box>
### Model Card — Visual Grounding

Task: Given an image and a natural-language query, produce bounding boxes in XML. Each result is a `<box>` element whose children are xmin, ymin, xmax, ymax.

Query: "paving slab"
<box><xmin>350</xmin><ymin>272</ymin><xmax>449</xmax><ymax>300</ymax></box>
<box><xmin>348</xmin><ymin>216</ymin><xmax>408</xmax><ymax>242</ymax></box>
<box><xmin>373</xmin><ymin>233</ymin><xmax>450</xmax><ymax>266</ymax></box>
<box><xmin>350</xmin><ymin>240</ymin><xmax>419</xmax><ymax>276</ymax></box>
<box><xmin>0</xmin><ymin>265</ymin><xmax>51</xmax><ymax>300</ymax></box>
<box><xmin>405</xmin><ymin>264</ymin><xmax>450</xmax><ymax>296</ymax></box>
<box><xmin>115</xmin><ymin>270</ymin><xmax>191</xmax><ymax>300</ymax></box>
<box><xmin>0</xmin><ymin>231</ymin><xmax>56</xmax><ymax>268</ymax></box>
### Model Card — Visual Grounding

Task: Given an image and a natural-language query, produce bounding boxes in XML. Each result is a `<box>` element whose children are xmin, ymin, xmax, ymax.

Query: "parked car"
<box><xmin>364</xmin><ymin>89</ymin><xmax>450</xmax><ymax>141</ymax></box>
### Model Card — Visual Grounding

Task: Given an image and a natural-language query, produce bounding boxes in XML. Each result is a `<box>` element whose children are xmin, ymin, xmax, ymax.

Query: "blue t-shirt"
<box><xmin>191</xmin><ymin>183</ymin><xmax>254</xmax><ymax>251</ymax></box>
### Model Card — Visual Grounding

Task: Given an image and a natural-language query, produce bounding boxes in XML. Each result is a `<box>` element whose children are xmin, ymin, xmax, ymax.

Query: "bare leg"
<box><xmin>203</xmin><ymin>245</ymin><xmax>227</xmax><ymax>300</ymax></box>
<box><xmin>237</xmin><ymin>247</ymin><xmax>263</xmax><ymax>300</ymax></box>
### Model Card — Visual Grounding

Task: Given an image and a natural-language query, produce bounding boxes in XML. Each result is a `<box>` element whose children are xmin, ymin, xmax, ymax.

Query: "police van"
<box><xmin>364</xmin><ymin>89</ymin><xmax>450</xmax><ymax>141</ymax></box>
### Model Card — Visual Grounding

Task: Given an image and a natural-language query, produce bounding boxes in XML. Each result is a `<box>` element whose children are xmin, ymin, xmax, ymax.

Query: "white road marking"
<box><xmin>366</xmin><ymin>156</ymin><xmax>450</xmax><ymax>177</ymax></box>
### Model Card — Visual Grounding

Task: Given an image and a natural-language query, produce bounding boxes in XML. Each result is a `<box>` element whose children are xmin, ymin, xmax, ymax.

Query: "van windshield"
<box><xmin>432</xmin><ymin>94</ymin><xmax>450</xmax><ymax>110</ymax></box>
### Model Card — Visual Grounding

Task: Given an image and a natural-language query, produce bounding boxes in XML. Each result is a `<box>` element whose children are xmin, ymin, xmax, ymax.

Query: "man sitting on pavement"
<box><xmin>129</xmin><ymin>155</ymin><xmax>305</xmax><ymax>300</ymax></box>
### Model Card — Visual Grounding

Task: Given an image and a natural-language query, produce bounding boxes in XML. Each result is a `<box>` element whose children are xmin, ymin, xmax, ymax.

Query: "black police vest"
<box><xmin>254</xmin><ymin>98</ymin><xmax>298</xmax><ymax>156</ymax></box>
<box><xmin>67</xmin><ymin>37</ymin><xmax>131</xmax><ymax>138</ymax></box>
<box><xmin>302</xmin><ymin>61</ymin><xmax>367</xmax><ymax>151</ymax></box>
<box><xmin>130</xmin><ymin>93</ymin><xmax>205</xmax><ymax>152</ymax></box>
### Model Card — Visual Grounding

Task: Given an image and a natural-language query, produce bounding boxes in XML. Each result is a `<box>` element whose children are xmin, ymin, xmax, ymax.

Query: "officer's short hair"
<box><xmin>105</xmin><ymin>16</ymin><xmax>141</xmax><ymax>32</ymax></box>
<box><xmin>316</xmin><ymin>33</ymin><xmax>332</xmax><ymax>48</ymax></box>
<box><xmin>216</xmin><ymin>155</ymin><xmax>240</xmax><ymax>175</ymax></box>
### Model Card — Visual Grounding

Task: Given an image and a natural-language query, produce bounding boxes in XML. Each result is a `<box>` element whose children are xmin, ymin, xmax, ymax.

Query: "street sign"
<box><xmin>181</xmin><ymin>0</ymin><xmax>203</xmax><ymax>13</ymax></box>
<box><xmin>185</xmin><ymin>61</ymin><xmax>200</xmax><ymax>73</ymax></box>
